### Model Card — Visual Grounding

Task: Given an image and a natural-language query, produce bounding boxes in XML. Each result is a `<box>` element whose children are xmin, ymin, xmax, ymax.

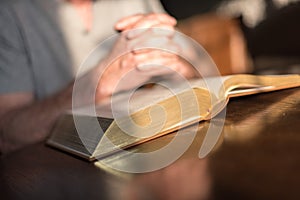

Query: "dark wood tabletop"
<box><xmin>1</xmin><ymin>88</ymin><xmax>300</xmax><ymax>200</ymax></box>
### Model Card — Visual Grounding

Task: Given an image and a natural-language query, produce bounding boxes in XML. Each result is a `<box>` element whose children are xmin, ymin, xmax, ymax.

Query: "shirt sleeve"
<box><xmin>0</xmin><ymin>4</ymin><xmax>34</xmax><ymax>95</ymax></box>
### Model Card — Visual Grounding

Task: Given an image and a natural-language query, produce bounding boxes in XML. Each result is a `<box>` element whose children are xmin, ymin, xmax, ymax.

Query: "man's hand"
<box><xmin>94</xmin><ymin>13</ymin><xmax>197</xmax><ymax>101</ymax></box>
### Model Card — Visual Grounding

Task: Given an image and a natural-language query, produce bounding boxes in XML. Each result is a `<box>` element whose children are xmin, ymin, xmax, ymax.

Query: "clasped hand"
<box><xmin>85</xmin><ymin>13</ymin><xmax>197</xmax><ymax>104</ymax></box>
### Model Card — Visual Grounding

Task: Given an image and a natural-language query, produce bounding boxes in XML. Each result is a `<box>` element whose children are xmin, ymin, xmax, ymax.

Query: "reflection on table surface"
<box><xmin>1</xmin><ymin>88</ymin><xmax>300</xmax><ymax>200</ymax></box>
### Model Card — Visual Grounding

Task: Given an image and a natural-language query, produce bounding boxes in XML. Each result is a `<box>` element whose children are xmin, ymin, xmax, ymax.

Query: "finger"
<box><xmin>128</xmin><ymin>36</ymin><xmax>181</xmax><ymax>54</ymax></box>
<box><xmin>143</xmin><ymin>13</ymin><xmax>177</xmax><ymax>27</ymax></box>
<box><xmin>130</xmin><ymin>13</ymin><xmax>176</xmax><ymax>30</ymax></box>
<box><xmin>126</xmin><ymin>17</ymin><xmax>175</xmax><ymax>35</ymax></box>
<box><xmin>126</xmin><ymin>24</ymin><xmax>175</xmax><ymax>39</ymax></box>
<box><xmin>119</xmin><ymin>53</ymin><xmax>136</xmax><ymax>69</ymax></box>
<box><xmin>174</xmin><ymin>60</ymin><xmax>197</xmax><ymax>78</ymax></box>
<box><xmin>134</xmin><ymin>50</ymin><xmax>175</xmax><ymax>62</ymax></box>
<box><xmin>128</xmin><ymin>36</ymin><xmax>169</xmax><ymax>52</ymax></box>
<box><xmin>133</xmin><ymin>50</ymin><xmax>196</xmax><ymax>78</ymax></box>
<box><xmin>133</xmin><ymin>51</ymin><xmax>179</xmax><ymax>75</ymax></box>
<box><xmin>118</xmin><ymin>13</ymin><xmax>177</xmax><ymax>31</ymax></box>
<box><xmin>115</xmin><ymin>14</ymin><xmax>144</xmax><ymax>31</ymax></box>
<box><xmin>132</xmin><ymin>44</ymin><xmax>180</xmax><ymax>56</ymax></box>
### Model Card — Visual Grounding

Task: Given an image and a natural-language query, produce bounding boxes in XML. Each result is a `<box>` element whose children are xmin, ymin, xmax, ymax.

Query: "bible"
<box><xmin>47</xmin><ymin>74</ymin><xmax>300</xmax><ymax>160</ymax></box>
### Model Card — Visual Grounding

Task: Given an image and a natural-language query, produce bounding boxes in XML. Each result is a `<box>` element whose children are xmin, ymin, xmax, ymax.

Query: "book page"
<box><xmin>223</xmin><ymin>74</ymin><xmax>300</xmax><ymax>98</ymax></box>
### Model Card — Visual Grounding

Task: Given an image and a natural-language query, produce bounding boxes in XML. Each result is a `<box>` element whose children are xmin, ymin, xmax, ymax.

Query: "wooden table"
<box><xmin>1</xmin><ymin>88</ymin><xmax>300</xmax><ymax>200</ymax></box>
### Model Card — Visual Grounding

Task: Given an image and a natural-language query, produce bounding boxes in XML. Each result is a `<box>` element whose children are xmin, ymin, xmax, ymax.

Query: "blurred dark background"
<box><xmin>160</xmin><ymin>0</ymin><xmax>300</xmax><ymax>74</ymax></box>
<box><xmin>160</xmin><ymin>0</ymin><xmax>223</xmax><ymax>20</ymax></box>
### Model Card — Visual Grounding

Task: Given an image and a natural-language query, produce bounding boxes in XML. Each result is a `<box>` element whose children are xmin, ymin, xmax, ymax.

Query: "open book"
<box><xmin>47</xmin><ymin>74</ymin><xmax>300</xmax><ymax>160</ymax></box>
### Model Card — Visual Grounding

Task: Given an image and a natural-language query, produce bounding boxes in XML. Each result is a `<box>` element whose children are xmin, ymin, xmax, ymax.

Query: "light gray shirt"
<box><xmin>0</xmin><ymin>0</ymin><xmax>164</xmax><ymax>99</ymax></box>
